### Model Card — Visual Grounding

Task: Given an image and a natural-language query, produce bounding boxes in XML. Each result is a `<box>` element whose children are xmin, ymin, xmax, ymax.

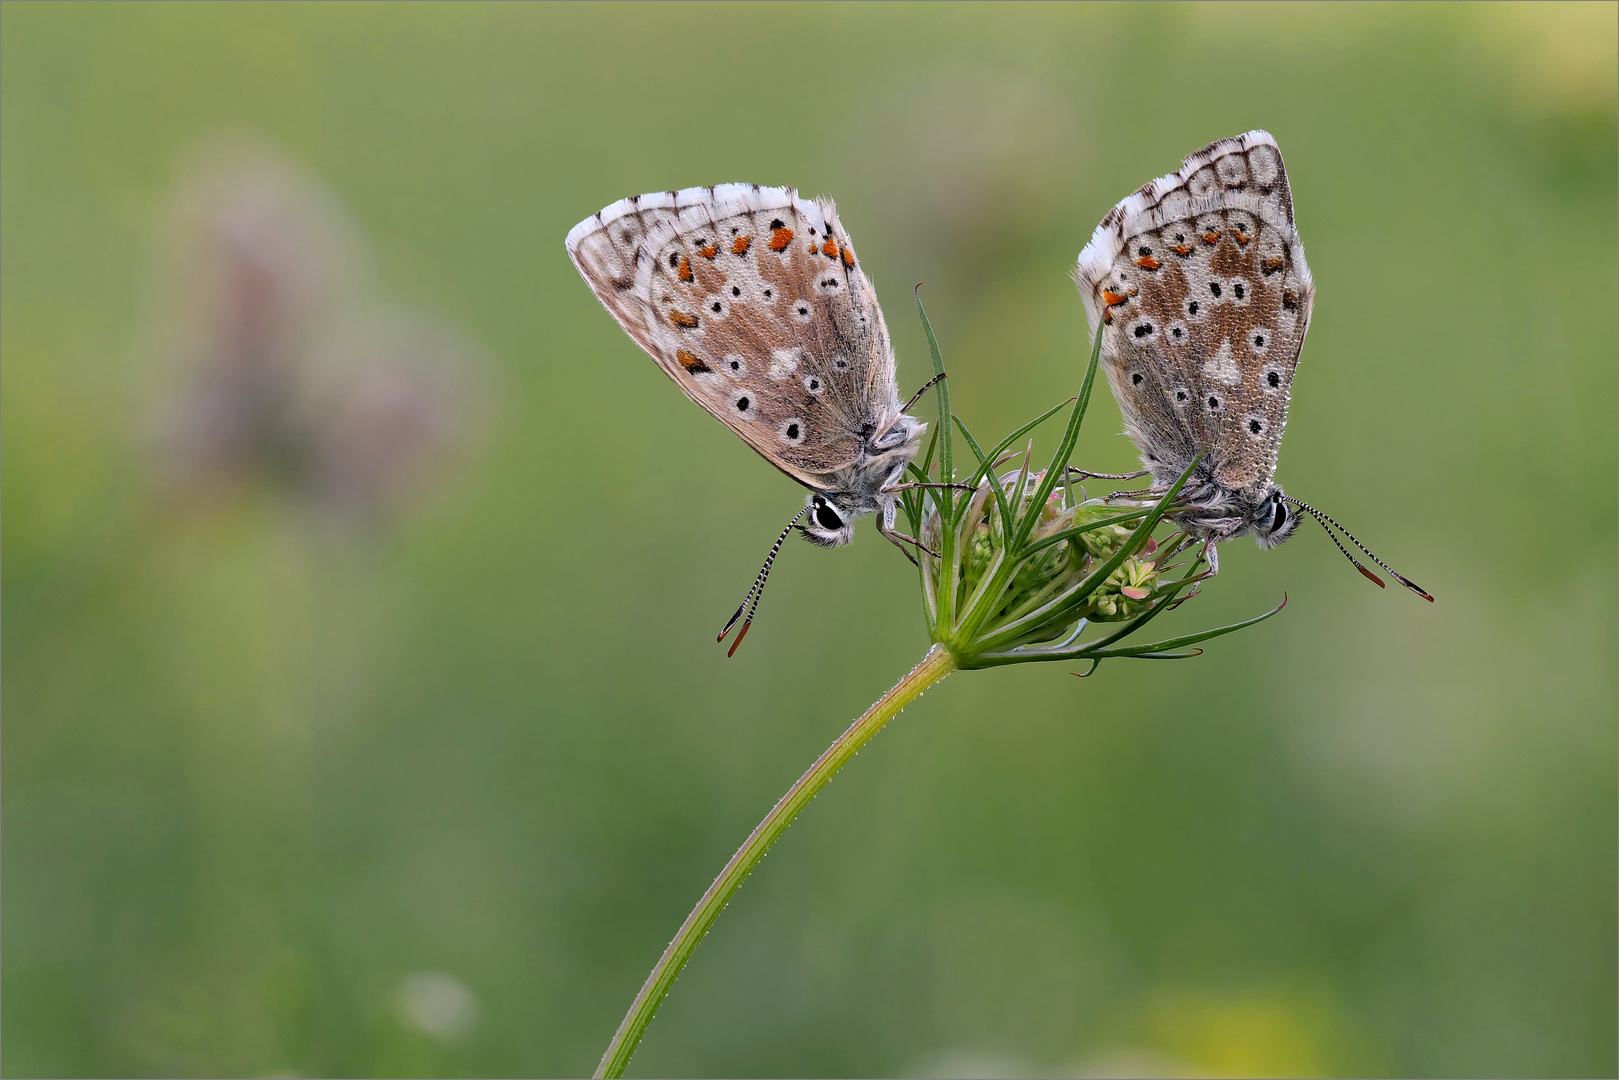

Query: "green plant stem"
<box><xmin>594</xmin><ymin>644</ymin><xmax>959</xmax><ymax>1079</ymax></box>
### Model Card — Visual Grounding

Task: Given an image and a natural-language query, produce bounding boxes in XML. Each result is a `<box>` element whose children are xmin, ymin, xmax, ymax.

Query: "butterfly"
<box><xmin>566</xmin><ymin>185</ymin><xmax>940</xmax><ymax>652</ymax></box>
<box><xmin>1073</xmin><ymin>131</ymin><xmax>1431</xmax><ymax>600</ymax></box>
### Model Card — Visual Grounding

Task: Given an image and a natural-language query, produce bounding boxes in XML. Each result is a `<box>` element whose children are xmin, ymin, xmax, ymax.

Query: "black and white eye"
<box><xmin>791</xmin><ymin>299</ymin><xmax>813</xmax><ymax>323</ymax></box>
<box><xmin>724</xmin><ymin>354</ymin><xmax>747</xmax><ymax>377</ymax></box>
<box><xmin>1205</xmin><ymin>393</ymin><xmax>1224</xmax><ymax>413</ymax></box>
<box><xmin>1166</xmin><ymin>320</ymin><xmax>1189</xmax><ymax>344</ymax></box>
<box><xmin>1182</xmin><ymin>295</ymin><xmax>1206</xmax><ymax>323</ymax></box>
<box><xmin>1262</xmin><ymin>364</ymin><xmax>1285</xmax><ymax>394</ymax></box>
<box><xmin>1172</xmin><ymin>387</ymin><xmax>1191</xmax><ymax>407</ymax></box>
<box><xmin>730</xmin><ymin>283</ymin><xmax>743</xmax><ymax>297</ymax></box>
<box><xmin>1228</xmin><ymin>276</ymin><xmax>1252</xmax><ymax>306</ymax></box>
<box><xmin>1207</xmin><ymin>278</ymin><xmax>1225</xmax><ymax>300</ymax></box>
<box><xmin>760</xmin><ymin>285</ymin><xmax>776</xmax><ymax>304</ymax></box>
<box><xmin>833</xmin><ymin>357</ymin><xmax>849</xmax><ymax>370</ymax></box>
<box><xmin>803</xmin><ymin>374</ymin><xmax>824</xmax><ymax>396</ymax></box>
<box><xmin>1129</xmin><ymin>371</ymin><xmax>1146</xmax><ymax>387</ymax></box>
<box><xmin>1125</xmin><ymin>317</ymin><xmax>1158</xmax><ymax>343</ymax></box>
<box><xmin>704</xmin><ymin>294</ymin><xmax>730</xmax><ymax>318</ymax></box>
<box><xmin>815</xmin><ymin>274</ymin><xmax>842</xmax><ymax>296</ymax></box>
<box><xmin>811</xmin><ymin>496</ymin><xmax>843</xmax><ymax>531</ymax></box>
<box><xmin>778</xmin><ymin>418</ymin><xmax>806</xmax><ymax>445</ymax></box>
<box><xmin>1243</xmin><ymin>414</ymin><xmax>1268</xmax><ymax>440</ymax></box>
<box><xmin>1248</xmin><ymin>328</ymin><xmax>1272</xmax><ymax>356</ymax></box>
<box><xmin>730</xmin><ymin>391</ymin><xmax>753</xmax><ymax>416</ymax></box>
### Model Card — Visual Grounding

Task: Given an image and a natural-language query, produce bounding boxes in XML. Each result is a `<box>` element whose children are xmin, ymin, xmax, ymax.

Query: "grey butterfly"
<box><xmin>567</xmin><ymin>184</ymin><xmax>936</xmax><ymax>650</ymax></box>
<box><xmin>1074</xmin><ymin>131</ymin><xmax>1430</xmax><ymax>600</ymax></box>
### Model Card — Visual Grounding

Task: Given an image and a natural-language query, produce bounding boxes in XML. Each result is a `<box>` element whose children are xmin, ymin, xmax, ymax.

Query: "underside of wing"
<box><xmin>567</xmin><ymin>185</ymin><xmax>900</xmax><ymax>490</ymax></box>
<box><xmin>1074</xmin><ymin>131</ymin><xmax>1317</xmax><ymax>495</ymax></box>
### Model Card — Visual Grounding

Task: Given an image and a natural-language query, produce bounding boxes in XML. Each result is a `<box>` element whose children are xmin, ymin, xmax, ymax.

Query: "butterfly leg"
<box><xmin>1106</xmin><ymin>486</ymin><xmax>1163</xmax><ymax>500</ymax></box>
<box><xmin>1067</xmin><ymin>468</ymin><xmax>1150</xmax><ymax>482</ymax></box>
<box><xmin>902</xmin><ymin>371</ymin><xmax>948</xmax><ymax>413</ymax></box>
<box><xmin>878</xmin><ymin>501</ymin><xmax>938</xmax><ymax>562</ymax></box>
<box><xmin>881</xmin><ymin>481</ymin><xmax>975</xmax><ymax>494</ymax></box>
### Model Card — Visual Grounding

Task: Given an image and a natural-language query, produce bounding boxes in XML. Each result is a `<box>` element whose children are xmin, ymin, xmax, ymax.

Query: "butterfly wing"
<box><xmin>567</xmin><ymin>184</ymin><xmax>900</xmax><ymax>491</ymax></box>
<box><xmin>1074</xmin><ymin>131</ymin><xmax>1315</xmax><ymax>496</ymax></box>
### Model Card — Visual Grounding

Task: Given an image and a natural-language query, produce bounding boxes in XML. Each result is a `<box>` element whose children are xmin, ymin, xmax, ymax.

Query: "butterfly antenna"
<box><xmin>717</xmin><ymin>507</ymin><xmax>807</xmax><ymax>656</ymax></box>
<box><xmin>1284</xmin><ymin>497</ymin><xmax>1434</xmax><ymax>602</ymax></box>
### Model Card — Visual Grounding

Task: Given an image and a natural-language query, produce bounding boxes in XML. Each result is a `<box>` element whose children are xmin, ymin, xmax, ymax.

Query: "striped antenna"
<box><xmin>1283</xmin><ymin>496</ymin><xmax>1433</xmax><ymax>602</ymax></box>
<box><xmin>717</xmin><ymin>507</ymin><xmax>808</xmax><ymax>656</ymax></box>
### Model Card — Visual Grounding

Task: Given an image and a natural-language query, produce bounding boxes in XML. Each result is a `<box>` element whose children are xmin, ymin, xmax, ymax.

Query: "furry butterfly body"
<box><xmin>1075</xmin><ymin>132</ymin><xmax>1430</xmax><ymax>599</ymax></box>
<box><xmin>567</xmin><ymin>184</ymin><xmax>924</xmax><ymax>549</ymax></box>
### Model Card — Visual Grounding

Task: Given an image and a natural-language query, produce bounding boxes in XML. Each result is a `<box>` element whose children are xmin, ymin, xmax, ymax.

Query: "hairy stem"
<box><xmin>594</xmin><ymin>644</ymin><xmax>958</xmax><ymax>1078</ymax></box>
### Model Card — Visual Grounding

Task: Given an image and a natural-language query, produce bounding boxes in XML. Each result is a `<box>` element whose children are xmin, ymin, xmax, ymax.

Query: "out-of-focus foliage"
<box><xmin>3</xmin><ymin>3</ymin><xmax>1614</xmax><ymax>1077</ymax></box>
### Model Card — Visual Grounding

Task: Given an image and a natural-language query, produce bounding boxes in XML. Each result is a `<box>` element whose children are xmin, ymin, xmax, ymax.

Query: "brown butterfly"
<box><xmin>567</xmin><ymin>185</ymin><xmax>940</xmax><ymax>651</ymax></box>
<box><xmin>1074</xmin><ymin>131</ymin><xmax>1431</xmax><ymax>600</ymax></box>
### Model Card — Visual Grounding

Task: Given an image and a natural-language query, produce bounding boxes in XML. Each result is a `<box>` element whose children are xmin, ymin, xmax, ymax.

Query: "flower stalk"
<box><xmin>594</xmin><ymin>644</ymin><xmax>956</xmax><ymax>1079</ymax></box>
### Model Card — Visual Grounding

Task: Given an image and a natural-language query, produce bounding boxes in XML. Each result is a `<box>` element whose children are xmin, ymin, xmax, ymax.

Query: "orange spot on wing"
<box><xmin>1234</xmin><ymin>231</ymin><xmax>1250</xmax><ymax>245</ymax></box>
<box><xmin>1172</xmin><ymin>244</ymin><xmax>1192</xmax><ymax>256</ymax></box>
<box><xmin>699</xmin><ymin>244</ymin><xmax>718</xmax><ymax>259</ymax></box>
<box><xmin>669</xmin><ymin>310</ymin><xmax>699</xmax><ymax>329</ymax></box>
<box><xmin>675</xmin><ymin>349</ymin><xmax>709</xmax><ymax>373</ymax></box>
<box><xmin>732</xmin><ymin>235</ymin><xmax>752</xmax><ymax>255</ymax></box>
<box><xmin>840</xmin><ymin>245</ymin><xmax>854</xmax><ymax>268</ymax></box>
<box><xmin>1202</xmin><ymin>231</ymin><xmax>1221</xmax><ymax>244</ymax></box>
<box><xmin>1103</xmin><ymin>309</ymin><xmax>1114</xmax><ymax>325</ymax></box>
<box><xmin>1102</xmin><ymin>289</ymin><xmax>1128</xmax><ymax>306</ymax></box>
<box><xmin>1134</xmin><ymin>255</ymin><xmax>1161</xmax><ymax>270</ymax></box>
<box><xmin>677</xmin><ymin>256</ymin><xmax>693</xmax><ymax>282</ymax></box>
<box><xmin>822</xmin><ymin>237</ymin><xmax>837</xmax><ymax>256</ymax></box>
<box><xmin>1262</xmin><ymin>256</ymin><xmax>1285</xmax><ymax>274</ymax></box>
<box><xmin>769</xmin><ymin>227</ymin><xmax>794</xmax><ymax>251</ymax></box>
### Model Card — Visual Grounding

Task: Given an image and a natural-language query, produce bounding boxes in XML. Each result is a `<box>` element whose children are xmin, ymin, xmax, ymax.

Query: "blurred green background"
<box><xmin>4</xmin><ymin>3</ymin><xmax>1615</xmax><ymax>1077</ymax></box>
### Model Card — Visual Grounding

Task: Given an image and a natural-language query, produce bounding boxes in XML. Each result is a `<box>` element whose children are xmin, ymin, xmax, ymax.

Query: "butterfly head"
<box><xmin>1252</xmin><ymin>487</ymin><xmax>1300</xmax><ymax>550</ymax></box>
<box><xmin>802</xmin><ymin>493</ymin><xmax>856</xmax><ymax>547</ymax></box>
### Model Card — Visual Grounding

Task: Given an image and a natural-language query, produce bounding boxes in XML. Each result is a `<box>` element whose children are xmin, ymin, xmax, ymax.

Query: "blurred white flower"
<box><xmin>395</xmin><ymin>970</ymin><xmax>480</xmax><ymax>1044</ymax></box>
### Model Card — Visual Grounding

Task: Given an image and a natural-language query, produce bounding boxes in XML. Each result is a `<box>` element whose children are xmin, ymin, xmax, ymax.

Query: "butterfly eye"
<box><xmin>815</xmin><ymin>502</ymin><xmax>843</xmax><ymax>531</ymax></box>
<box><xmin>1271</xmin><ymin>500</ymin><xmax>1289</xmax><ymax>532</ymax></box>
